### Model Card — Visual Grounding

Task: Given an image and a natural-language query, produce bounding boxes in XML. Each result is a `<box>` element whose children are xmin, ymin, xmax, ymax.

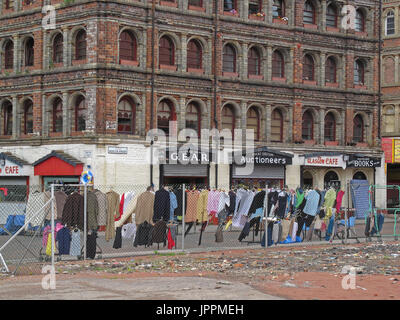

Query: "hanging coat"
<box><xmin>153</xmin><ymin>189</ymin><xmax>170</xmax><ymax>222</ymax></box>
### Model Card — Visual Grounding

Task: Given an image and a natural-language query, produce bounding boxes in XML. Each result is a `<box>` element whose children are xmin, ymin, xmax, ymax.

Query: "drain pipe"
<box><xmin>213</xmin><ymin>0</ymin><xmax>219</xmax><ymax>189</ymax></box>
<box><xmin>150</xmin><ymin>0</ymin><xmax>156</xmax><ymax>186</ymax></box>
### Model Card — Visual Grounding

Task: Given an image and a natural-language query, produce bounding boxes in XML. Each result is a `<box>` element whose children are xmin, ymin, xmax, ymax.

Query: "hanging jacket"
<box><xmin>303</xmin><ymin>190</ymin><xmax>321</xmax><ymax>217</ymax></box>
<box><xmin>105</xmin><ymin>190</ymin><xmax>120</xmax><ymax>241</ymax></box>
<box><xmin>248</xmin><ymin>190</ymin><xmax>266</xmax><ymax>218</ymax></box>
<box><xmin>335</xmin><ymin>190</ymin><xmax>345</xmax><ymax>212</ymax></box>
<box><xmin>169</xmin><ymin>192</ymin><xmax>178</xmax><ymax>221</ymax></box>
<box><xmin>134</xmin><ymin>221</ymin><xmax>154</xmax><ymax>247</ymax></box>
<box><xmin>151</xmin><ymin>220</ymin><xmax>167</xmax><ymax>245</ymax></box>
<box><xmin>153</xmin><ymin>189</ymin><xmax>170</xmax><ymax>222</ymax></box>
<box><xmin>196</xmin><ymin>190</ymin><xmax>209</xmax><ymax>223</ymax></box>
<box><xmin>62</xmin><ymin>192</ymin><xmax>85</xmax><ymax>230</ymax></box>
<box><xmin>295</xmin><ymin>188</ymin><xmax>304</xmax><ymax>209</ymax></box>
<box><xmin>87</xmin><ymin>191</ymin><xmax>99</xmax><ymax>231</ymax></box>
<box><xmin>323</xmin><ymin>188</ymin><xmax>337</xmax><ymax>208</ymax></box>
<box><xmin>135</xmin><ymin>191</ymin><xmax>155</xmax><ymax>225</ymax></box>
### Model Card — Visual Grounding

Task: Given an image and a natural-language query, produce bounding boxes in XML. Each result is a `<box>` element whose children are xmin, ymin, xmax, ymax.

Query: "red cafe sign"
<box><xmin>0</xmin><ymin>159</ymin><xmax>32</xmax><ymax>176</ymax></box>
<box><xmin>303</xmin><ymin>155</ymin><xmax>346</xmax><ymax>169</ymax></box>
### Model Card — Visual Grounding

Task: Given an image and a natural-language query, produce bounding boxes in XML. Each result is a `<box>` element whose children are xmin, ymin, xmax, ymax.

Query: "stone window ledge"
<box><xmin>249</xmin><ymin>74</ymin><xmax>263</xmax><ymax>80</ymax></box>
<box><xmin>272</xmin><ymin>76</ymin><xmax>286</xmax><ymax>82</ymax></box>
<box><xmin>188</xmin><ymin>5</ymin><xmax>205</xmax><ymax>12</ymax></box>
<box><xmin>160</xmin><ymin>1</ymin><xmax>178</xmax><ymax>7</ymax></box>
<box><xmin>160</xmin><ymin>64</ymin><xmax>177</xmax><ymax>71</ymax></box>
<box><xmin>120</xmin><ymin>59</ymin><xmax>139</xmax><ymax>67</ymax></box>
<box><xmin>187</xmin><ymin>67</ymin><xmax>204</xmax><ymax>73</ymax></box>
<box><xmin>72</xmin><ymin>59</ymin><xmax>88</xmax><ymax>66</ymax></box>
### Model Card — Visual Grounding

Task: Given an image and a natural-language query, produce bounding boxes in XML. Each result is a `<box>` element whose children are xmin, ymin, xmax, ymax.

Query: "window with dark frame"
<box><xmin>3</xmin><ymin>101</ymin><xmax>12</xmax><ymax>136</ymax></box>
<box><xmin>4</xmin><ymin>40</ymin><xmax>14</xmax><ymax>69</ymax></box>
<box><xmin>118</xmin><ymin>98</ymin><xmax>135</xmax><ymax>134</ymax></box>
<box><xmin>272</xmin><ymin>0</ymin><xmax>284</xmax><ymax>18</ymax></box>
<box><xmin>354</xmin><ymin>59</ymin><xmax>365</xmax><ymax>85</ymax></box>
<box><xmin>272</xmin><ymin>50</ymin><xmax>285</xmax><ymax>78</ymax></box>
<box><xmin>249</xmin><ymin>0</ymin><xmax>261</xmax><ymax>15</ymax></box>
<box><xmin>303</xmin><ymin>54</ymin><xmax>314</xmax><ymax>81</ymax></box>
<box><xmin>75</xmin><ymin>96</ymin><xmax>86</xmax><ymax>132</ymax></box>
<box><xmin>325</xmin><ymin>56</ymin><xmax>336</xmax><ymax>83</ymax></box>
<box><xmin>386</xmin><ymin>11</ymin><xmax>395</xmax><ymax>35</ymax></box>
<box><xmin>187</xmin><ymin>39</ymin><xmax>202</xmax><ymax>69</ymax></box>
<box><xmin>159</xmin><ymin>36</ymin><xmax>174</xmax><ymax>66</ymax></box>
<box><xmin>52</xmin><ymin>33</ymin><xmax>63</xmax><ymax>64</ymax></box>
<box><xmin>52</xmin><ymin>98</ymin><xmax>63</xmax><ymax>133</ymax></box>
<box><xmin>221</xmin><ymin>104</ymin><xmax>236</xmax><ymax>137</ymax></box>
<box><xmin>248</xmin><ymin>47</ymin><xmax>261</xmax><ymax>76</ymax></box>
<box><xmin>25</xmin><ymin>38</ymin><xmax>34</xmax><ymax>67</ymax></box>
<box><xmin>303</xmin><ymin>0</ymin><xmax>315</xmax><ymax>24</ymax></box>
<box><xmin>188</xmin><ymin>0</ymin><xmax>202</xmax><ymax>7</ymax></box>
<box><xmin>247</xmin><ymin>106</ymin><xmax>260</xmax><ymax>141</ymax></box>
<box><xmin>302</xmin><ymin>111</ymin><xmax>313</xmax><ymax>140</ymax></box>
<box><xmin>75</xmin><ymin>30</ymin><xmax>87</xmax><ymax>61</ymax></box>
<box><xmin>324</xmin><ymin>112</ymin><xmax>336</xmax><ymax>141</ymax></box>
<box><xmin>186</xmin><ymin>102</ymin><xmax>201</xmax><ymax>136</ymax></box>
<box><xmin>353</xmin><ymin>115</ymin><xmax>364</xmax><ymax>142</ymax></box>
<box><xmin>157</xmin><ymin>100</ymin><xmax>175</xmax><ymax>136</ymax></box>
<box><xmin>119</xmin><ymin>30</ymin><xmax>136</xmax><ymax>62</ymax></box>
<box><xmin>271</xmin><ymin>109</ymin><xmax>283</xmax><ymax>142</ymax></box>
<box><xmin>326</xmin><ymin>4</ymin><xmax>338</xmax><ymax>28</ymax></box>
<box><xmin>224</xmin><ymin>0</ymin><xmax>236</xmax><ymax>11</ymax></box>
<box><xmin>5</xmin><ymin>0</ymin><xmax>14</xmax><ymax>9</ymax></box>
<box><xmin>223</xmin><ymin>44</ymin><xmax>236</xmax><ymax>73</ymax></box>
<box><xmin>355</xmin><ymin>9</ymin><xmax>365</xmax><ymax>32</ymax></box>
<box><xmin>24</xmin><ymin>100</ymin><xmax>33</xmax><ymax>135</ymax></box>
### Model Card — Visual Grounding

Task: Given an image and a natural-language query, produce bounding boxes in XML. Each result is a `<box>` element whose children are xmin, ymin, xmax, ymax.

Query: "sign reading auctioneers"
<box><xmin>303</xmin><ymin>155</ymin><xmax>346</xmax><ymax>169</ymax></box>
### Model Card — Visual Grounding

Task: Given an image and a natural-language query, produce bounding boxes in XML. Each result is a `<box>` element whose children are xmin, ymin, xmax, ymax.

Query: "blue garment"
<box><xmin>317</xmin><ymin>190</ymin><xmax>326</xmax><ymax>212</ymax></box>
<box><xmin>350</xmin><ymin>180</ymin><xmax>369</xmax><ymax>219</ymax></box>
<box><xmin>169</xmin><ymin>192</ymin><xmax>178</xmax><ymax>221</ymax></box>
<box><xmin>371</xmin><ymin>213</ymin><xmax>384</xmax><ymax>236</ymax></box>
<box><xmin>56</xmin><ymin>227</ymin><xmax>71</xmax><ymax>255</ymax></box>
<box><xmin>252</xmin><ymin>207</ymin><xmax>264</xmax><ymax>219</ymax></box>
<box><xmin>70</xmin><ymin>229</ymin><xmax>81</xmax><ymax>256</ymax></box>
<box><xmin>261</xmin><ymin>222</ymin><xmax>273</xmax><ymax>247</ymax></box>
<box><xmin>303</xmin><ymin>190</ymin><xmax>320</xmax><ymax>217</ymax></box>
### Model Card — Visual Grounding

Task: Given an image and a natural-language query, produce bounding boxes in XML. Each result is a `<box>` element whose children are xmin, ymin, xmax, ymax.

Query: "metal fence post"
<box><xmin>265</xmin><ymin>189</ymin><xmax>269</xmax><ymax>248</ymax></box>
<box><xmin>51</xmin><ymin>184</ymin><xmax>55</xmax><ymax>269</ymax></box>
<box><xmin>182</xmin><ymin>183</ymin><xmax>185</xmax><ymax>252</ymax></box>
<box><xmin>84</xmin><ymin>185</ymin><xmax>87</xmax><ymax>260</ymax></box>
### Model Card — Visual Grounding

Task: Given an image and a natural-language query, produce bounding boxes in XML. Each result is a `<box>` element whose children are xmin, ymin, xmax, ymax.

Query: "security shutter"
<box><xmin>232</xmin><ymin>165</ymin><xmax>284</xmax><ymax>179</ymax></box>
<box><xmin>163</xmin><ymin>164</ymin><xmax>208</xmax><ymax>177</ymax></box>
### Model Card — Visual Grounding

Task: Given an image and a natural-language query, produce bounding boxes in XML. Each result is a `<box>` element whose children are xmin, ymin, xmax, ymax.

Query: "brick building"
<box><xmin>0</xmin><ymin>0</ymin><xmax>386</xmax><ymax>207</ymax></box>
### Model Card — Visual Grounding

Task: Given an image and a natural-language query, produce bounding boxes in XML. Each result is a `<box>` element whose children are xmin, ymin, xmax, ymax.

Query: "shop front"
<box><xmin>230</xmin><ymin>147</ymin><xmax>293</xmax><ymax>189</ymax></box>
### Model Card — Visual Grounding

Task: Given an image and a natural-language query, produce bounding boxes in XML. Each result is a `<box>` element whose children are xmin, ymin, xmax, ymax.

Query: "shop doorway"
<box><xmin>302</xmin><ymin>171</ymin><xmax>313</xmax><ymax>189</ymax></box>
<box><xmin>353</xmin><ymin>171</ymin><xmax>367</xmax><ymax>180</ymax></box>
<box><xmin>324</xmin><ymin>171</ymin><xmax>341</xmax><ymax>190</ymax></box>
<box><xmin>163</xmin><ymin>176</ymin><xmax>208</xmax><ymax>188</ymax></box>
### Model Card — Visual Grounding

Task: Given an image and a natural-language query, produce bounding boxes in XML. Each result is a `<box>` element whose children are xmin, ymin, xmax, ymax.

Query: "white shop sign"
<box><xmin>303</xmin><ymin>155</ymin><xmax>346</xmax><ymax>169</ymax></box>
<box><xmin>0</xmin><ymin>159</ymin><xmax>32</xmax><ymax>176</ymax></box>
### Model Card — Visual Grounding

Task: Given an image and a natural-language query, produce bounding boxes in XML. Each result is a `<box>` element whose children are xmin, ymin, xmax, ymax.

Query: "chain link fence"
<box><xmin>0</xmin><ymin>182</ymin><xmax>399</xmax><ymax>276</ymax></box>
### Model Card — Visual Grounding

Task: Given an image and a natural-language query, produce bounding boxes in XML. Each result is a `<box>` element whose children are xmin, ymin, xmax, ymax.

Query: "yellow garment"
<box><xmin>46</xmin><ymin>233</ymin><xmax>52</xmax><ymax>256</ymax></box>
<box><xmin>225</xmin><ymin>219</ymin><xmax>232</xmax><ymax>230</ymax></box>
<box><xmin>196</xmin><ymin>190</ymin><xmax>209</xmax><ymax>223</ymax></box>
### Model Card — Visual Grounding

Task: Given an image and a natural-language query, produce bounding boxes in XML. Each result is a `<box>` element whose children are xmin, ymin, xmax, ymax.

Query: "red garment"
<box><xmin>335</xmin><ymin>190</ymin><xmax>345</xmax><ymax>212</ymax></box>
<box><xmin>167</xmin><ymin>228</ymin><xmax>175</xmax><ymax>250</ymax></box>
<box><xmin>115</xmin><ymin>193</ymin><xmax>125</xmax><ymax>221</ymax></box>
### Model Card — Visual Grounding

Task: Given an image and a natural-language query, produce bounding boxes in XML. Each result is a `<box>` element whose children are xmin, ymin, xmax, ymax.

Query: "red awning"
<box><xmin>33</xmin><ymin>150</ymin><xmax>84</xmax><ymax>176</ymax></box>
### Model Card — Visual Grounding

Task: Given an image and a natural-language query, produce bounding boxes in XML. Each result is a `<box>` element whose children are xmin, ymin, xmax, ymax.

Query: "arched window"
<box><xmin>75</xmin><ymin>30</ymin><xmax>87</xmax><ymax>61</ymax></box>
<box><xmin>247</xmin><ymin>106</ymin><xmax>260</xmax><ymax>141</ymax></box>
<box><xmin>324</xmin><ymin>171</ymin><xmax>340</xmax><ymax>189</ymax></box>
<box><xmin>271</xmin><ymin>109</ymin><xmax>283</xmax><ymax>142</ymax></box>
<box><xmin>221</xmin><ymin>104</ymin><xmax>236</xmax><ymax>133</ymax></box>
<box><xmin>355</xmin><ymin>9</ymin><xmax>365</xmax><ymax>32</ymax></box>
<box><xmin>302</xmin><ymin>111</ymin><xmax>313</xmax><ymax>140</ymax></box>
<box><xmin>302</xmin><ymin>171</ymin><xmax>313</xmax><ymax>188</ymax></box>
<box><xmin>272</xmin><ymin>0</ymin><xmax>284</xmax><ymax>18</ymax></box>
<box><xmin>324</xmin><ymin>112</ymin><xmax>336</xmax><ymax>141</ymax></box>
<box><xmin>4</xmin><ymin>40</ymin><xmax>13</xmax><ymax>69</ymax></box>
<box><xmin>303</xmin><ymin>54</ymin><xmax>314</xmax><ymax>81</ymax></box>
<box><xmin>119</xmin><ymin>30</ymin><xmax>136</xmax><ymax>62</ymax></box>
<box><xmin>353</xmin><ymin>171</ymin><xmax>367</xmax><ymax>180</ymax></box>
<box><xmin>52</xmin><ymin>98</ymin><xmax>63</xmax><ymax>133</ymax></box>
<box><xmin>383</xmin><ymin>106</ymin><xmax>395</xmax><ymax>133</ymax></box>
<box><xmin>386</xmin><ymin>11</ymin><xmax>395</xmax><ymax>35</ymax></box>
<box><xmin>325</xmin><ymin>56</ymin><xmax>336</xmax><ymax>83</ymax></box>
<box><xmin>303</xmin><ymin>0</ymin><xmax>316</xmax><ymax>24</ymax></box>
<box><xmin>157</xmin><ymin>100</ymin><xmax>175</xmax><ymax>136</ymax></box>
<box><xmin>159</xmin><ymin>36</ymin><xmax>174</xmax><ymax>66</ymax></box>
<box><xmin>353</xmin><ymin>114</ymin><xmax>364</xmax><ymax>143</ymax></box>
<box><xmin>118</xmin><ymin>97</ymin><xmax>135</xmax><ymax>134</ymax></box>
<box><xmin>186</xmin><ymin>102</ymin><xmax>201</xmax><ymax>136</ymax></box>
<box><xmin>272</xmin><ymin>50</ymin><xmax>284</xmax><ymax>78</ymax></box>
<box><xmin>75</xmin><ymin>96</ymin><xmax>86</xmax><ymax>132</ymax></box>
<box><xmin>2</xmin><ymin>101</ymin><xmax>12</xmax><ymax>136</ymax></box>
<box><xmin>23</xmin><ymin>100</ymin><xmax>33</xmax><ymax>135</ymax></box>
<box><xmin>354</xmin><ymin>59</ymin><xmax>365</xmax><ymax>85</ymax></box>
<box><xmin>52</xmin><ymin>33</ymin><xmax>63</xmax><ymax>64</ymax></box>
<box><xmin>248</xmin><ymin>47</ymin><xmax>261</xmax><ymax>76</ymax></box>
<box><xmin>223</xmin><ymin>44</ymin><xmax>236</xmax><ymax>73</ymax></box>
<box><xmin>326</xmin><ymin>4</ymin><xmax>338</xmax><ymax>28</ymax></box>
<box><xmin>25</xmin><ymin>38</ymin><xmax>34</xmax><ymax>67</ymax></box>
<box><xmin>187</xmin><ymin>39</ymin><xmax>202</xmax><ymax>70</ymax></box>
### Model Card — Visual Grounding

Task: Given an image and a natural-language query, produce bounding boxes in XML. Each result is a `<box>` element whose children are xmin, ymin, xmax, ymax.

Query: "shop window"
<box><xmin>2</xmin><ymin>101</ymin><xmax>12</xmax><ymax>136</ymax></box>
<box><xmin>324</xmin><ymin>112</ymin><xmax>336</xmax><ymax>141</ymax></box>
<box><xmin>75</xmin><ymin>30</ymin><xmax>87</xmax><ymax>61</ymax></box>
<box><xmin>249</xmin><ymin>0</ymin><xmax>261</xmax><ymax>15</ymax></box>
<box><xmin>303</xmin><ymin>0</ymin><xmax>316</xmax><ymax>25</ymax></box>
<box><xmin>353</xmin><ymin>114</ymin><xmax>364</xmax><ymax>143</ymax></box>
<box><xmin>271</xmin><ymin>109</ymin><xmax>283</xmax><ymax>142</ymax></box>
<box><xmin>221</xmin><ymin>104</ymin><xmax>236</xmax><ymax>134</ymax></box>
<box><xmin>189</xmin><ymin>0</ymin><xmax>202</xmax><ymax>6</ymax></box>
<box><xmin>248</xmin><ymin>47</ymin><xmax>261</xmax><ymax>76</ymax></box>
<box><xmin>157</xmin><ymin>99</ymin><xmax>175</xmax><ymax>136</ymax></box>
<box><xmin>187</xmin><ymin>39</ymin><xmax>202</xmax><ymax>70</ymax></box>
<box><xmin>302</xmin><ymin>111</ymin><xmax>313</xmax><ymax>140</ymax></box>
<box><xmin>52</xmin><ymin>33</ymin><xmax>63</xmax><ymax>64</ymax></box>
<box><xmin>272</xmin><ymin>50</ymin><xmax>284</xmax><ymax>78</ymax></box>
<box><xmin>4</xmin><ymin>40</ymin><xmax>13</xmax><ymax>70</ymax></box>
<box><xmin>354</xmin><ymin>59</ymin><xmax>365</xmax><ymax>85</ymax></box>
<box><xmin>355</xmin><ymin>9</ymin><xmax>365</xmax><ymax>32</ymax></box>
<box><xmin>222</xmin><ymin>44</ymin><xmax>236</xmax><ymax>73</ymax></box>
<box><xmin>272</xmin><ymin>0</ymin><xmax>284</xmax><ymax>18</ymax></box>
<box><xmin>224</xmin><ymin>0</ymin><xmax>237</xmax><ymax>12</ymax></box>
<box><xmin>159</xmin><ymin>36</ymin><xmax>175</xmax><ymax>66</ymax></box>
<box><xmin>246</xmin><ymin>106</ymin><xmax>260</xmax><ymax>141</ymax></box>
<box><xmin>303</xmin><ymin>54</ymin><xmax>314</xmax><ymax>81</ymax></box>
<box><xmin>118</xmin><ymin>97</ymin><xmax>135</xmax><ymax>134</ymax></box>
<box><xmin>119</xmin><ymin>30</ymin><xmax>137</xmax><ymax>62</ymax></box>
<box><xmin>186</xmin><ymin>102</ymin><xmax>201</xmax><ymax>136</ymax></box>
<box><xmin>24</xmin><ymin>38</ymin><xmax>34</xmax><ymax>67</ymax></box>
<box><xmin>324</xmin><ymin>171</ymin><xmax>340</xmax><ymax>189</ymax></box>
<box><xmin>325</xmin><ymin>56</ymin><xmax>336</xmax><ymax>83</ymax></box>
<box><xmin>302</xmin><ymin>171</ymin><xmax>313</xmax><ymax>188</ymax></box>
<box><xmin>353</xmin><ymin>171</ymin><xmax>367</xmax><ymax>180</ymax></box>
<box><xmin>52</xmin><ymin>98</ymin><xmax>63</xmax><ymax>133</ymax></box>
<box><xmin>23</xmin><ymin>100</ymin><xmax>33</xmax><ymax>134</ymax></box>
<box><xmin>326</xmin><ymin>4</ymin><xmax>338</xmax><ymax>28</ymax></box>
<box><xmin>386</xmin><ymin>11</ymin><xmax>395</xmax><ymax>35</ymax></box>
<box><xmin>75</xmin><ymin>96</ymin><xmax>86</xmax><ymax>132</ymax></box>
